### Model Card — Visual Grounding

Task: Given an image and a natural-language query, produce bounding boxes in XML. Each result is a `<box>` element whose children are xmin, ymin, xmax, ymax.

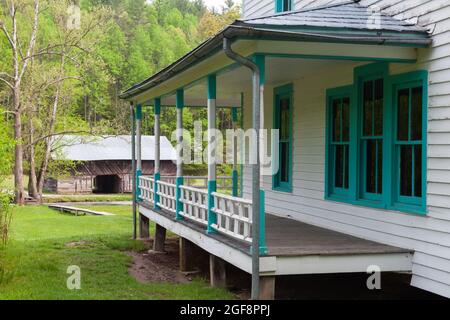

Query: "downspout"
<box><xmin>223</xmin><ymin>37</ymin><xmax>261</xmax><ymax>300</ymax></box>
<box><xmin>131</xmin><ymin>103</ymin><xmax>137</xmax><ymax>240</ymax></box>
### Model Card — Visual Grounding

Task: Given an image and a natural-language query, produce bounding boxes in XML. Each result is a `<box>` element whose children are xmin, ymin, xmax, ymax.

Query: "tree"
<box><xmin>22</xmin><ymin>1</ymin><xmax>112</xmax><ymax>201</ymax></box>
<box><xmin>0</xmin><ymin>0</ymin><xmax>40</xmax><ymax>204</ymax></box>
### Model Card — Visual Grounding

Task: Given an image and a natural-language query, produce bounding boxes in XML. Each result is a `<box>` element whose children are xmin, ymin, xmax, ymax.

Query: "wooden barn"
<box><xmin>44</xmin><ymin>135</ymin><xmax>176</xmax><ymax>194</ymax></box>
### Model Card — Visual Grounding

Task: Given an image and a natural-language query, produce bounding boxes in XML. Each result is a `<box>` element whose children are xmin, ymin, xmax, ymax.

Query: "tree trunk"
<box><xmin>28</xmin><ymin>117</ymin><xmax>39</xmax><ymax>200</ymax></box>
<box><xmin>13</xmin><ymin>91</ymin><xmax>24</xmax><ymax>205</ymax></box>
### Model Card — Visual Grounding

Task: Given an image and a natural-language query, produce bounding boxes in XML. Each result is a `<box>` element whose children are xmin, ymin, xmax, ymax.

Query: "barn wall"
<box><xmin>51</xmin><ymin>160</ymin><xmax>176</xmax><ymax>194</ymax></box>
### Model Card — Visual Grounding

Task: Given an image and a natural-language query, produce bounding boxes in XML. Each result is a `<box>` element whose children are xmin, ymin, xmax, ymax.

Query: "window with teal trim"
<box><xmin>273</xmin><ymin>84</ymin><xmax>293</xmax><ymax>192</ymax></box>
<box><xmin>328</xmin><ymin>94</ymin><xmax>351</xmax><ymax>196</ymax></box>
<box><xmin>360</xmin><ymin>78</ymin><xmax>384</xmax><ymax>200</ymax></box>
<box><xmin>394</xmin><ymin>83</ymin><xmax>424</xmax><ymax>206</ymax></box>
<box><xmin>276</xmin><ymin>0</ymin><xmax>292</xmax><ymax>13</ymax></box>
<box><xmin>325</xmin><ymin>64</ymin><xmax>427</xmax><ymax>215</ymax></box>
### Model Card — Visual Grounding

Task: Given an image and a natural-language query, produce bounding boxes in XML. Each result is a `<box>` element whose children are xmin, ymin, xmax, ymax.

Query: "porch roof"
<box><xmin>119</xmin><ymin>0</ymin><xmax>431</xmax><ymax>101</ymax></box>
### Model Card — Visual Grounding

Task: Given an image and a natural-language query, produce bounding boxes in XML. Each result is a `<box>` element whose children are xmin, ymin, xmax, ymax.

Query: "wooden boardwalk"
<box><xmin>48</xmin><ymin>204</ymin><xmax>115</xmax><ymax>216</ymax></box>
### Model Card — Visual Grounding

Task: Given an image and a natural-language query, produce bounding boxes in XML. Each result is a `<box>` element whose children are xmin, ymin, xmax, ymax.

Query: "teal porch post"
<box><xmin>135</xmin><ymin>104</ymin><xmax>142</xmax><ymax>202</ymax></box>
<box><xmin>207</xmin><ymin>74</ymin><xmax>217</xmax><ymax>234</ymax></box>
<box><xmin>175</xmin><ymin>89</ymin><xmax>184</xmax><ymax>220</ymax></box>
<box><xmin>154</xmin><ymin>98</ymin><xmax>161</xmax><ymax>210</ymax></box>
<box><xmin>231</xmin><ymin>107</ymin><xmax>239</xmax><ymax>197</ymax></box>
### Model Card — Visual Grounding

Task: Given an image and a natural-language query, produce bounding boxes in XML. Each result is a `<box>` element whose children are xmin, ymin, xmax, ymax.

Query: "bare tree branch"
<box><xmin>18</xmin><ymin>0</ymin><xmax>40</xmax><ymax>83</ymax></box>
<box><xmin>27</xmin><ymin>130</ymin><xmax>93</xmax><ymax>148</ymax></box>
<box><xmin>0</xmin><ymin>76</ymin><xmax>13</xmax><ymax>89</ymax></box>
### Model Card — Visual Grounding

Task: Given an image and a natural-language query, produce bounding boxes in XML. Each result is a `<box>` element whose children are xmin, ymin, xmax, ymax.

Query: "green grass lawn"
<box><xmin>0</xmin><ymin>205</ymin><xmax>234</xmax><ymax>300</ymax></box>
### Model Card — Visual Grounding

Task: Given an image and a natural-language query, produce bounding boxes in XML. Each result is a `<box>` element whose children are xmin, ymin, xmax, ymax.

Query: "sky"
<box><xmin>203</xmin><ymin>0</ymin><xmax>242</xmax><ymax>11</ymax></box>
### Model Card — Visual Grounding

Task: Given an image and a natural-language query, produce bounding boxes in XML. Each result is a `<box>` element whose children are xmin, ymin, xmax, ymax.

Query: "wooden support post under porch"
<box><xmin>153</xmin><ymin>224</ymin><xmax>166</xmax><ymax>252</ymax></box>
<box><xmin>259</xmin><ymin>276</ymin><xmax>275</xmax><ymax>300</ymax></box>
<box><xmin>179</xmin><ymin>237</ymin><xmax>197</xmax><ymax>272</ymax></box>
<box><xmin>209</xmin><ymin>254</ymin><xmax>227</xmax><ymax>288</ymax></box>
<box><xmin>139</xmin><ymin>213</ymin><xmax>150</xmax><ymax>239</ymax></box>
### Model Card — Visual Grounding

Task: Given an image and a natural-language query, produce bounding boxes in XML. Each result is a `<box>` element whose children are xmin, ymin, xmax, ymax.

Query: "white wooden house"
<box><xmin>120</xmin><ymin>0</ymin><xmax>450</xmax><ymax>299</ymax></box>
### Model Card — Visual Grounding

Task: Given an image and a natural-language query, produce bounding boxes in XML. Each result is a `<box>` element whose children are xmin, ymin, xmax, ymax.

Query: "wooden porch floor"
<box><xmin>265</xmin><ymin>215</ymin><xmax>409</xmax><ymax>256</ymax></box>
<box><xmin>141</xmin><ymin>202</ymin><xmax>410</xmax><ymax>258</ymax></box>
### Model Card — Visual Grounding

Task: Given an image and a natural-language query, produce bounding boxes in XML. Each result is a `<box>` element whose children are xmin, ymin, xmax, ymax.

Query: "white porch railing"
<box><xmin>211</xmin><ymin>192</ymin><xmax>253</xmax><ymax>243</ymax></box>
<box><xmin>138</xmin><ymin>175</ymin><xmax>260</xmax><ymax>246</ymax></box>
<box><xmin>161</xmin><ymin>176</ymin><xmax>233</xmax><ymax>191</ymax></box>
<box><xmin>138</xmin><ymin>176</ymin><xmax>155</xmax><ymax>204</ymax></box>
<box><xmin>179</xmin><ymin>185</ymin><xmax>208</xmax><ymax>225</ymax></box>
<box><xmin>156</xmin><ymin>180</ymin><xmax>177</xmax><ymax>214</ymax></box>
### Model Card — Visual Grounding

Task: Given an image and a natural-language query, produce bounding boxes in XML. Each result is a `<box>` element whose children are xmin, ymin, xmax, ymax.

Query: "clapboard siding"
<box><xmin>241</xmin><ymin>0</ymin><xmax>450</xmax><ymax>298</ymax></box>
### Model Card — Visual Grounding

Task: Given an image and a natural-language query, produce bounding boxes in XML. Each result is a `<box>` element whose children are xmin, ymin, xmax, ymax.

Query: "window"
<box><xmin>326</xmin><ymin>86</ymin><xmax>352</xmax><ymax>198</ymax></box>
<box><xmin>276</xmin><ymin>0</ymin><xmax>292</xmax><ymax>13</ymax></box>
<box><xmin>273</xmin><ymin>84</ymin><xmax>293</xmax><ymax>192</ymax></box>
<box><xmin>325</xmin><ymin>65</ymin><xmax>427</xmax><ymax>215</ymax></box>
<box><xmin>393</xmin><ymin>81</ymin><xmax>425</xmax><ymax>208</ymax></box>
<box><xmin>360</xmin><ymin>77</ymin><xmax>384</xmax><ymax>200</ymax></box>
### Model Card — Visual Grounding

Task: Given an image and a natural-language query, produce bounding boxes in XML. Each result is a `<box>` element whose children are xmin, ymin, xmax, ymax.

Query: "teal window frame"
<box><xmin>272</xmin><ymin>83</ymin><xmax>293</xmax><ymax>193</ymax></box>
<box><xmin>275</xmin><ymin>0</ymin><xmax>293</xmax><ymax>13</ymax></box>
<box><xmin>325</xmin><ymin>64</ymin><xmax>428</xmax><ymax>215</ymax></box>
<box><xmin>355</xmin><ymin>63</ymin><xmax>389</xmax><ymax>205</ymax></box>
<box><xmin>325</xmin><ymin>86</ymin><xmax>353</xmax><ymax>200</ymax></box>
<box><xmin>390</xmin><ymin>71</ymin><xmax>428</xmax><ymax>214</ymax></box>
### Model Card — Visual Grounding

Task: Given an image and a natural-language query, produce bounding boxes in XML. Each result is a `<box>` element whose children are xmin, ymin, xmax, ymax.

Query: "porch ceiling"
<box><xmin>158</xmin><ymin>56</ymin><xmax>360</xmax><ymax>108</ymax></box>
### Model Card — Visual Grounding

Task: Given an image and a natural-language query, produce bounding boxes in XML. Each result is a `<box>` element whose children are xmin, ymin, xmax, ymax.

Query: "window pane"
<box><xmin>283</xmin><ymin>0</ymin><xmax>290</xmax><ymax>11</ymax></box>
<box><xmin>363</xmin><ymin>81</ymin><xmax>373</xmax><ymax>136</ymax></box>
<box><xmin>335</xmin><ymin>145</ymin><xmax>344</xmax><ymax>188</ymax></box>
<box><xmin>411</xmin><ymin>86</ymin><xmax>423</xmax><ymax>141</ymax></box>
<box><xmin>397</xmin><ymin>88</ymin><xmax>409</xmax><ymax>141</ymax></box>
<box><xmin>332</xmin><ymin>99</ymin><xmax>341</xmax><ymax>142</ymax></box>
<box><xmin>279</xmin><ymin>98</ymin><xmax>290</xmax><ymax>140</ymax></box>
<box><xmin>280</xmin><ymin>142</ymin><xmax>289</xmax><ymax>183</ymax></box>
<box><xmin>400</xmin><ymin>145</ymin><xmax>413</xmax><ymax>197</ymax></box>
<box><xmin>374</xmin><ymin>79</ymin><xmax>383</xmax><ymax>136</ymax></box>
<box><xmin>377</xmin><ymin>140</ymin><xmax>383</xmax><ymax>194</ymax></box>
<box><xmin>344</xmin><ymin>145</ymin><xmax>349</xmax><ymax>189</ymax></box>
<box><xmin>414</xmin><ymin>145</ymin><xmax>422</xmax><ymax>197</ymax></box>
<box><xmin>342</xmin><ymin>98</ymin><xmax>350</xmax><ymax>142</ymax></box>
<box><xmin>366</xmin><ymin>140</ymin><xmax>377</xmax><ymax>193</ymax></box>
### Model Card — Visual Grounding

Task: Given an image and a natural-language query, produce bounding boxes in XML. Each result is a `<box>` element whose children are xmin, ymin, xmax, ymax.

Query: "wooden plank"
<box><xmin>48</xmin><ymin>204</ymin><xmax>114</xmax><ymax>216</ymax></box>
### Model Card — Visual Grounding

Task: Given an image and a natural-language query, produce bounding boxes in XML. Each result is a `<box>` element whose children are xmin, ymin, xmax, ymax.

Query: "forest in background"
<box><xmin>0</xmin><ymin>0</ymin><xmax>240</xmax><ymax>204</ymax></box>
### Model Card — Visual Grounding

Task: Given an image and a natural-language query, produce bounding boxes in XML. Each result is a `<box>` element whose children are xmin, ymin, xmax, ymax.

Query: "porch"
<box><xmin>137</xmin><ymin>175</ymin><xmax>412</xmax><ymax>299</ymax></box>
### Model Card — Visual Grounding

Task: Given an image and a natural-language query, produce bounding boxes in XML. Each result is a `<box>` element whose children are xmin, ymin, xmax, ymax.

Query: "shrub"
<box><xmin>0</xmin><ymin>194</ymin><xmax>12</xmax><ymax>247</ymax></box>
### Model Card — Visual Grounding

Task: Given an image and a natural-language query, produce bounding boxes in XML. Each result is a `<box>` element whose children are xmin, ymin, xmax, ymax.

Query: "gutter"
<box><xmin>223</xmin><ymin>37</ymin><xmax>262</xmax><ymax>300</ymax></box>
<box><xmin>119</xmin><ymin>25</ymin><xmax>431</xmax><ymax>100</ymax></box>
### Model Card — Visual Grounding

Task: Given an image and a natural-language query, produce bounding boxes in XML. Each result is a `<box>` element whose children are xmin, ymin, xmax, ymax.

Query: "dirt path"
<box><xmin>128</xmin><ymin>238</ymin><xmax>192</xmax><ymax>284</ymax></box>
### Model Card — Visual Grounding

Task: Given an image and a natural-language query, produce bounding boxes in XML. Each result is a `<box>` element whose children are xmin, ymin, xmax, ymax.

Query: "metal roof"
<box><xmin>119</xmin><ymin>1</ymin><xmax>431</xmax><ymax>100</ymax></box>
<box><xmin>238</xmin><ymin>1</ymin><xmax>428</xmax><ymax>33</ymax></box>
<box><xmin>53</xmin><ymin>135</ymin><xmax>177</xmax><ymax>161</ymax></box>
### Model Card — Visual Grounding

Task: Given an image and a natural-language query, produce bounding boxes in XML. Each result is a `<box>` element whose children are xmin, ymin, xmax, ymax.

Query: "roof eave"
<box><xmin>119</xmin><ymin>25</ymin><xmax>431</xmax><ymax>101</ymax></box>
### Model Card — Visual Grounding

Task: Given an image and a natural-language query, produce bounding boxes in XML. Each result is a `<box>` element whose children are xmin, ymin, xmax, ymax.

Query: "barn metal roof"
<box><xmin>53</xmin><ymin>135</ymin><xmax>177</xmax><ymax>162</ymax></box>
<box><xmin>119</xmin><ymin>0</ymin><xmax>431</xmax><ymax>100</ymax></box>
